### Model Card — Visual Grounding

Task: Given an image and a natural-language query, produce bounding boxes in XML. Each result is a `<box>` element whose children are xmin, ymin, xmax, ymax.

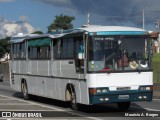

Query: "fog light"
<box><xmin>99</xmin><ymin>98</ymin><xmax>104</xmax><ymax>101</ymax></box>
<box><xmin>143</xmin><ymin>96</ymin><xmax>147</xmax><ymax>99</ymax></box>
<box><xmin>138</xmin><ymin>96</ymin><xmax>142</xmax><ymax>99</ymax></box>
<box><xmin>105</xmin><ymin>98</ymin><xmax>109</xmax><ymax>101</ymax></box>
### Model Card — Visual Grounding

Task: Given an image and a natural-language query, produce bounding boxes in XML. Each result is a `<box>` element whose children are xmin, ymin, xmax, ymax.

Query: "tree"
<box><xmin>0</xmin><ymin>37</ymin><xmax>10</xmax><ymax>58</ymax></box>
<box><xmin>48</xmin><ymin>14</ymin><xmax>75</xmax><ymax>32</ymax></box>
<box><xmin>31</xmin><ymin>31</ymin><xmax>43</xmax><ymax>34</ymax></box>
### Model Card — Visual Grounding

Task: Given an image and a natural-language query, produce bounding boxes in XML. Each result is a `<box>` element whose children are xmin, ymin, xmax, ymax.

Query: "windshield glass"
<box><xmin>88</xmin><ymin>36</ymin><xmax>151</xmax><ymax>72</ymax></box>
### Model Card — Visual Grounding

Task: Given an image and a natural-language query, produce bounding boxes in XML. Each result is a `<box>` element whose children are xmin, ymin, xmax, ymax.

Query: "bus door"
<box><xmin>75</xmin><ymin>34</ymin><xmax>87</xmax><ymax>79</ymax></box>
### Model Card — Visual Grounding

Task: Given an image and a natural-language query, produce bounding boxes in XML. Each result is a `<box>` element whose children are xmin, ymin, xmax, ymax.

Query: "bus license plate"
<box><xmin>118</xmin><ymin>95</ymin><xmax>129</xmax><ymax>99</ymax></box>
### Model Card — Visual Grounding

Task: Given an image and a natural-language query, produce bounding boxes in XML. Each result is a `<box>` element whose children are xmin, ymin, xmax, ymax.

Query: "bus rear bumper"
<box><xmin>89</xmin><ymin>91</ymin><xmax>153</xmax><ymax>105</ymax></box>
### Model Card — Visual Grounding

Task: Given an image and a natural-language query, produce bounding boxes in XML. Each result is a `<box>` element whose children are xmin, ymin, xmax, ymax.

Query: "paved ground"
<box><xmin>153</xmin><ymin>83</ymin><xmax>160</xmax><ymax>99</ymax></box>
<box><xmin>0</xmin><ymin>94</ymin><xmax>92</xmax><ymax>120</ymax></box>
<box><xmin>0</xmin><ymin>81</ymin><xmax>159</xmax><ymax>120</ymax></box>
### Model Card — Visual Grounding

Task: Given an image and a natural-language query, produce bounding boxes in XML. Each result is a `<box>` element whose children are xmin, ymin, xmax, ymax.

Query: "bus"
<box><xmin>9</xmin><ymin>25</ymin><xmax>153</xmax><ymax>110</ymax></box>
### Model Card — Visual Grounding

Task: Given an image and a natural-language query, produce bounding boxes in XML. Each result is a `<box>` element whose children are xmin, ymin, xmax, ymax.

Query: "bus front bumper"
<box><xmin>89</xmin><ymin>90</ymin><xmax>153</xmax><ymax>105</ymax></box>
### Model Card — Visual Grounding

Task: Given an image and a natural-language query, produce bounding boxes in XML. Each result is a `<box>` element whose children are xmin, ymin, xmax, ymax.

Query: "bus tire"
<box><xmin>70</xmin><ymin>91</ymin><xmax>78</xmax><ymax>111</ymax></box>
<box><xmin>21</xmin><ymin>81</ymin><xmax>29</xmax><ymax>100</ymax></box>
<box><xmin>117</xmin><ymin>102</ymin><xmax>131</xmax><ymax>110</ymax></box>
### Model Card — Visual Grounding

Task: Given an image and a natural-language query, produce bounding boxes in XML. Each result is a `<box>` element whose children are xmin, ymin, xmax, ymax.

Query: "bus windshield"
<box><xmin>88</xmin><ymin>35</ymin><xmax>151</xmax><ymax>72</ymax></box>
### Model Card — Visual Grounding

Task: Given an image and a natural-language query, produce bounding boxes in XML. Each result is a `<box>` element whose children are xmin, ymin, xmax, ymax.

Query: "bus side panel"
<box><xmin>19</xmin><ymin>60</ymin><xmax>27</xmax><ymax>74</ymax></box>
<box><xmin>28</xmin><ymin>60</ymin><xmax>50</xmax><ymax>76</ymax></box>
<box><xmin>59</xmin><ymin>79</ymin><xmax>70</xmax><ymax>101</ymax></box>
<box><xmin>53</xmin><ymin>61</ymin><xmax>61</xmax><ymax>77</ymax></box>
<box><xmin>60</xmin><ymin>60</ymin><xmax>79</xmax><ymax>103</ymax></box>
<box><xmin>36</xmin><ymin>77</ymin><xmax>46</xmax><ymax>96</ymax></box>
<box><xmin>12</xmin><ymin>74</ymin><xmax>22</xmax><ymax>92</ymax></box>
<box><xmin>10</xmin><ymin>60</ymin><xmax>20</xmax><ymax>92</ymax></box>
<box><xmin>60</xmin><ymin>60</ymin><xmax>78</xmax><ymax>78</ymax></box>
<box><xmin>12</xmin><ymin>60</ymin><xmax>17</xmax><ymax>73</ymax></box>
<box><xmin>25</xmin><ymin>76</ymin><xmax>57</xmax><ymax>100</ymax></box>
<box><xmin>60</xmin><ymin>60</ymin><xmax>90</xmax><ymax>104</ymax></box>
<box><xmin>45</xmin><ymin>78</ymin><xmax>57</xmax><ymax>99</ymax></box>
<box><xmin>30</xmin><ymin>61</ymin><xmax>38</xmax><ymax>75</ymax></box>
<box><xmin>51</xmin><ymin>60</ymin><xmax>58</xmax><ymax>76</ymax></box>
<box><xmin>38</xmin><ymin>60</ymin><xmax>50</xmax><ymax>76</ymax></box>
<box><xmin>26</xmin><ymin>76</ymin><xmax>37</xmax><ymax>95</ymax></box>
<box><xmin>9</xmin><ymin>60</ymin><xmax>14</xmax><ymax>89</ymax></box>
<box><xmin>65</xmin><ymin>78</ymin><xmax>89</xmax><ymax>105</ymax></box>
<box><xmin>79</xmin><ymin>80</ymin><xmax>89</xmax><ymax>104</ymax></box>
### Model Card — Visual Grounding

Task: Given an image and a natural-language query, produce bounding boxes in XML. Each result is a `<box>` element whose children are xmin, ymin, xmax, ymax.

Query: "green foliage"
<box><xmin>31</xmin><ymin>31</ymin><xmax>43</xmax><ymax>34</ymax></box>
<box><xmin>48</xmin><ymin>14</ymin><xmax>75</xmax><ymax>32</ymax></box>
<box><xmin>152</xmin><ymin>53</ymin><xmax>160</xmax><ymax>83</ymax></box>
<box><xmin>0</xmin><ymin>37</ymin><xmax>10</xmax><ymax>58</ymax></box>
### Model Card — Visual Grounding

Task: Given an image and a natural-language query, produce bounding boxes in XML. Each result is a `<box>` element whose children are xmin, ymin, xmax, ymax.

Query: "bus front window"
<box><xmin>88</xmin><ymin>36</ymin><xmax>151</xmax><ymax>72</ymax></box>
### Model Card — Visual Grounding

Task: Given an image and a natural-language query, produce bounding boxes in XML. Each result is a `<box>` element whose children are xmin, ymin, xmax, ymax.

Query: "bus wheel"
<box><xmin>21</xmin><ymin>82</ymin><xmax>29</xmax><ymax>100</ymax></box>
<box><xmin>117</xmin><ymin>102</ymin><xmax>131</xmax><ymax>110</ymax></box>
<box><xmin>70</xmin><ymin>91</ymin><xmax>78</xmax><ymax>110</ymax></box>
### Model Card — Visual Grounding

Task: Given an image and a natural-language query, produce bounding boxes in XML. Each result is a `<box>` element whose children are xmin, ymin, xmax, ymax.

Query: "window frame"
<box><xmin>11</xmin><ymin>42</ymin><xmax>26</xmax><ymax>60</ymax></box>
<box><xmin>53</xmin><ymin>38</ymin><xmax>74</xmax><ymax>60</ymax></box>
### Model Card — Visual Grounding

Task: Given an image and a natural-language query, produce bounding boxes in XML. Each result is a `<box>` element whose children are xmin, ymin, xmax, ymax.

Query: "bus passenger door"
<box><xmin>74</xmin><ymin>35</ymin><xmax>89</xmax><ymax>105</ymax></box>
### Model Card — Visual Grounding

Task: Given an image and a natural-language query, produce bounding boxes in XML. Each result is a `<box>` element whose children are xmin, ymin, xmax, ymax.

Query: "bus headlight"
<box><xmin>139</xmin><ymin>86</ymin><xmax>153</xmax><ymax>91</ymax></box>
<box><xmin>96</xmin><ymin>89</ymin><xmax>101</xmax><ymax>93</ymax></box>
<box><xmin>102</xmin><ymin>89</ymin><xmax>108</xmax><ymax>93</ymax></box>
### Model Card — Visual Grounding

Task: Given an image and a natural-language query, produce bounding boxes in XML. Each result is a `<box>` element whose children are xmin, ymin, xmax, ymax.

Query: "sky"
<box><xmin>0</xmin><ymin>0</ymin><xmax>160</xmax><ymax>38</ymax></box>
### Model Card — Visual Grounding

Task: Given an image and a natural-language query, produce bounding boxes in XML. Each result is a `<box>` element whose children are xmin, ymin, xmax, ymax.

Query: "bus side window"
<box><xmin>75</xmin><ymin>39</ymin><xmax>84</xmax><ymax>72</ymax></box>
<box><xmin>53</xmin><ymin>39</ymin><xmax>61</xmax><ymax>59</ymax></box>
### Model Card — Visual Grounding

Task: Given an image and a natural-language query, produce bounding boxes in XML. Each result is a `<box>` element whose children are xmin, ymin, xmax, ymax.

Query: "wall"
<box><xmin>0</xmin><ymin>62</ymin><xmax>9</xmax><ymax>81</ymax></box>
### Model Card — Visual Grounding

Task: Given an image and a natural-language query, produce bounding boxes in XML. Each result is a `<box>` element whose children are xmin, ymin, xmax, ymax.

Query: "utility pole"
<box><xmin>87</xmin><ymin>13</ymin><xmax>90</xmax><ymax>25</ymax></box>
<box><xmin>142</xmin><ymin>10</ymin><xmax>145</xmax><ymax>29</ymax></box>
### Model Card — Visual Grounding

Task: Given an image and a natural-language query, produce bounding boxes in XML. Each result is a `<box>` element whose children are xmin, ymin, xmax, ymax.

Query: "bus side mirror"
<box><xmin>78</xmin><ymin>45</ymin><xmax>84</xmax><ymax>59</ymax></box>
<box><xmin>78</xmin><ymin>53</ymin><xmax>84</xmax><ymax>59</ymax></box>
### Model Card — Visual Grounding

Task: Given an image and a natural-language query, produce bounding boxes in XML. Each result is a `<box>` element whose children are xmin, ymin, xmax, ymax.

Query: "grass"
<box><xmin>152</xmin><ymin>53</ymin><xmax>160</xmax><ymax>83</ymax></box>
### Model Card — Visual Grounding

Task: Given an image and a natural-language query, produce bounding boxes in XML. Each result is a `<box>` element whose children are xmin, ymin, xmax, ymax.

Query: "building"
<box><xmin>149</xmin><ymin>31</ymin><xmax>159</xmax><ymax>53</ymax></box>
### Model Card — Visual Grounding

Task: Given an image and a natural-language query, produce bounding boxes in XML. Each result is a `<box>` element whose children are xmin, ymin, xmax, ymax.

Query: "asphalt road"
<box><xmin>0</xmin><ymin>81</ymin><xmax>159</xmax><ymax>120</ymax></box>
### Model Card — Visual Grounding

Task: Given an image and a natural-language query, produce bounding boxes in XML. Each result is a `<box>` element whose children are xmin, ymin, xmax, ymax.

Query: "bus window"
<box><xmin>38</xmin><ymin>47</ymin><xmax>50</xmax><ymax>59</ymax></box>
<box><xmin>12</xmin><ymin>43</ymin><xmax>26</xmax><ymax>59</ymax></box>
<box><xmin>29</xmin><ymin>47</ymin><xmax>38</xmax><ymax>59</ymax></box>
<box><xmin>53</xmin><ymin>39</ymin><xmax>61</xmax><ymax>59</ymax></box>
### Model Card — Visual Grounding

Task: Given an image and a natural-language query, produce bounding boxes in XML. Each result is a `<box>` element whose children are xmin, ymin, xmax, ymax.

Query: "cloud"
<box><xmin>0</xmin><ymin>16</ymin><xmax>36</xmax><ymax>39</ymax></box>
<box><xmin>34</xmin><ymin>0</ymin><xmax>73</xmax><ymax>7</ymax></box>
<box><xmin>0</xmin><ymin>0</ymin><xmax>15</xmax><ymax>2</ymax></box>
<box><xmin>34</xmin><ymin>0</ymin><xmax>160</xmax><ymax>28</ymax></box>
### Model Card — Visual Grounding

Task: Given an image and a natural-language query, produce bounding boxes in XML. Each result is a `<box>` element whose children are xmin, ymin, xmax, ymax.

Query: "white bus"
<box><xmin>9</xmin><ymin>25</ymin><xmax>153</xmax><ymax>110</ymax></box>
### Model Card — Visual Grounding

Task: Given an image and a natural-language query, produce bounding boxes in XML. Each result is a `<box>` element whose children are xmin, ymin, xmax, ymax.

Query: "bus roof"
<box><xmin>78</xmin><ymin>25</ymin><xmax>148</xmax><ymax>36</ymax></box>
<box><xmin>50</xmin><ymin>25</ymin><xmax>148</xmax><ymax>38</ymax></box>
<box><xmin>79</xmin><ymin>25</ymin><xmax>146</xmax><ymax>32</ymax></box>
<box><xmin>10</xmin><ymin>26</ymin><xmax>149</xmax><ymax>43</ymax></box>
<box><xmin>10</xmin><ymin>34</ymin><xmax>49</xmax><ymax>43</ymax></box>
